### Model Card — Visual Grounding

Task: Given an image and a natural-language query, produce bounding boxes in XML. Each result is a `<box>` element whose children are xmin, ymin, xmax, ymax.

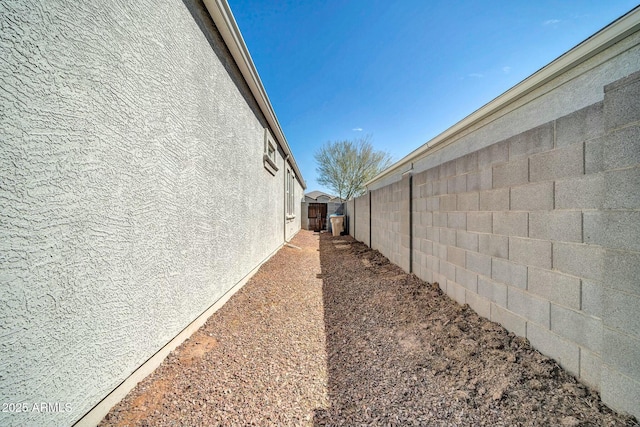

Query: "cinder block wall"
<box><xmin>347</xmin><ymin>70</ymin><xmax>640</xmax><ymax>417</ymax></box>
<box><xmin>346</xmin><ymin>199</ymin><xmax>355</xmax><ymax>236</ymax></box>
<box><xmin>354</xmin><ymin>195</ymin><xmax>371</xmax><ymax>246</ymax></box>
<box><xmin>371</xmin><ymin>180</ymin><xmax>410</xmax><ymax>272</ymax></box>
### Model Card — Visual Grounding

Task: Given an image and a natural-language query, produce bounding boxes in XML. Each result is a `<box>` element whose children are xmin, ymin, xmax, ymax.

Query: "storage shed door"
<box><xmin>308</xmin><ymin>203</ymin><xmax>327</xmax><ymax>232</ymax></box>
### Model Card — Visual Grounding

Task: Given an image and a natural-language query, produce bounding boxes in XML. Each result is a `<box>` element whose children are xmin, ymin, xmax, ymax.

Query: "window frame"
<box><xmin>263</xmin><ymin>128</ymin><xmax>278</xmax><ymax>175</ymax></box>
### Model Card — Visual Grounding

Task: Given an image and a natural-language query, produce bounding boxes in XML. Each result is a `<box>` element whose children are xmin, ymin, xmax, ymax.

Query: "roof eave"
<box><xmin>202</xmin><ymin>0</ymin><xmax>307</xmax><ymax>189</ymax></box>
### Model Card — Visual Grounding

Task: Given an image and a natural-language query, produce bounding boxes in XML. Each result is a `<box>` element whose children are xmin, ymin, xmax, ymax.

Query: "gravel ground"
<box><xmin>101</xmin><ymin>230</ymin><xmax>637</xmax><ymax>426</ymax></box>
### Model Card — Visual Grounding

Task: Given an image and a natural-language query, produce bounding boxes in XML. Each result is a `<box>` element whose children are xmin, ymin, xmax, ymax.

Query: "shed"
<box><xmin>301</xmin><ymin>191</ymin><xmax>343</xmax><ymax>232</ymax></box>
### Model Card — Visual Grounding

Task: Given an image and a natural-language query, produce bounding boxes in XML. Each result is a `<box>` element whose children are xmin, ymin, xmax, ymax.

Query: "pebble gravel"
<box><xmin>101</xmin><ymin>230</ymin><xmax>637</xmax><ymax>426</ymax></box>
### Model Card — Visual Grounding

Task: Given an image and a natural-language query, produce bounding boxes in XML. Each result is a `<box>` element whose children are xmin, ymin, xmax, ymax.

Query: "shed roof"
<box><xmin>305</xmin><ymin>190</ymin><xmax>338</xmax><ymax>201</ymax></box>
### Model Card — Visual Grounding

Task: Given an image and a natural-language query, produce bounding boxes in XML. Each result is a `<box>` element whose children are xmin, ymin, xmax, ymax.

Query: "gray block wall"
<box><xmin>354</xmin><ymin>195</ymin><xmax>371</xmax><ymax>246</ymax></box>
<box><xmin>346</xmin><ymin>199</ymin><xmax>355</xmax><ymax>236</ymax></box>
<box><xmin>348</xmin><ymin>69</ymin><xmax>640</xmax><ymax>418</ymax></box>
<box><xmin>0</xmin><ymin>1</ymin><xmax>302</xmax><ymax>425</ymax></box>
<box><xmin>370</xmin><ymin>178</ymin><xmax>410</xmax><ymax>272</ymax></box>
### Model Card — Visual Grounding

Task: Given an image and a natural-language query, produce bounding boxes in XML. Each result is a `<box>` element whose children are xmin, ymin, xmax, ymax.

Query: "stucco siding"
<box><xmin>285</xmin><ymin>173</ymin><xmax>303</xmax><ymax>241</ymax></box>
<box><xmin>0</xmin><ymin>1</ymin><xmax>300</xmax><ymax>426</ymax></box>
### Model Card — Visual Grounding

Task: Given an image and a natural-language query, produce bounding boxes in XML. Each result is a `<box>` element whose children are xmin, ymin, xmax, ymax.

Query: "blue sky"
<box><xmin>228</xmin><ymin>1</ymin><xmax>638</xmax><ymax>195</ymax></box>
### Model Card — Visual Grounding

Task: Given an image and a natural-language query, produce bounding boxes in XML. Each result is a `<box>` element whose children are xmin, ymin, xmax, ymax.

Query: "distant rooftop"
<box><xmin>305</xmin><ymin>190</ymin><xmax>337</xmax><ymax>200</ymax></box>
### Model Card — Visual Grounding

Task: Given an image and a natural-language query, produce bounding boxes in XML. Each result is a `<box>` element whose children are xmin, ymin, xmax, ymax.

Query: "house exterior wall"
<box><xmin>285</xmin><ymin>172</ymin><xmax>303</xmax><ymax>240</ymax></box>
<box><xmin>0</xmin><ymin>1</ymin><xmax>303</xmax><ymax>426</ymax></box>
<box><xmin>348</xmin><ymin>23</ymin><xmax>640</xmax><ymax>418</ymax></box>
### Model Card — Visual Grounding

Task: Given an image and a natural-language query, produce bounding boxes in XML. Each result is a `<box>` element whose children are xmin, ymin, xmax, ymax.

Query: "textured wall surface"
<box><xmin>285</xmin><ymin>174</ymin><xmax>302</xmax><ymax>241</ymax></box>
<box><xmin>371</xmin><ymin>180</ymin><xmax>410</xmax><ymax>272</ymax></box>
<box><xmin>354</xmin><ymin>195</ymin><xmax>370</xmax><ymax>246</ymax></box>
<box><xmin>0</xmin><ymin>1</ymin><xmax>300</xmax><ymax>425</ymax></box>
<box><xmin>348</xmin><ymin>64</ymin><xmax>640</xmax><ymax>418</ymax></box>
<box><xmin>345</xmin><ymin>199</ymin><xmax>355</xmax><ymax>236</ymax></box>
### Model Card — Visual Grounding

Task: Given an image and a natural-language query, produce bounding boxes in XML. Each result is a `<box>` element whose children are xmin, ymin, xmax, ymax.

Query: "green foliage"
<box><xmin>314</xmin><ymin>135</ymin><xmax>393</xmax><ymax>201</ymax></box>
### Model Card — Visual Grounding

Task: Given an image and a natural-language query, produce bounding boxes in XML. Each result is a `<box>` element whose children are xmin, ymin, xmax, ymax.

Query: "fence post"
<box><xmin>409</xmin><ymin>174</ymin><xmax>413</xmax><ymax>273</ymax></box>
<box><xmin>402</xmin><ymin>166</ymin><xmax>414</xmax><ymax>274</ymax></box>
<box><xmin>369</xmin><ymin>190</ymin><xmax>372</xmax><ymax>248</ymax></box>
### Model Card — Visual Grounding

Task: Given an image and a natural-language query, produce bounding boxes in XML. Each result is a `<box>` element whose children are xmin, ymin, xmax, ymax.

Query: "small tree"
<box><xmin>315</xmin><ymin>135</ymin><xmax>393</xmax><ymax>201</ymax></box>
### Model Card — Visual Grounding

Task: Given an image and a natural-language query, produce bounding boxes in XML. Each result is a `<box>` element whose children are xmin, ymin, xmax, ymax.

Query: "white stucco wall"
<box><xmin>284</xmin><ymin>164</ymin><xmax>303</xmax><ymax>241</ymax></box>
<box><xmin>0</xmin><ymin>1</ymin><xmax>301</xmax><ymax>425</ymax></box>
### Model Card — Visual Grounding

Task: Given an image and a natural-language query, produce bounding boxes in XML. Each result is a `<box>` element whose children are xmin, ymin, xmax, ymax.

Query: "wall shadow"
<box><xmin>313</xmin><ymin>232</ymin><xmax>443</xmax><ymax>426</ymax></box>
<box><xmin>311</xmin><ymin>231</ymin><xmax>638</xmax><ymax>427</ymax></box>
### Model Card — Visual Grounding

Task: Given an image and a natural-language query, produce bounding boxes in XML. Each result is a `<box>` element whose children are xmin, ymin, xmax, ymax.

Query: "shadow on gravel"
<box><xmin>312</xmin><ymin>232</ymin><xmax>638</xmax><ymax>427</ymax></box>
<box><xmin>313</xmin><ymin>232</ymin><xmax>443</xmax><ymax>426</ymax></box>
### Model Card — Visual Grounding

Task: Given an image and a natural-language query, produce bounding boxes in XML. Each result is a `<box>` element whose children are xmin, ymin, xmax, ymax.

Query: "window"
<box><xmin>267</xmin><ymin>144</ymin><xmax>276</xmax><ymax>162</ymax></box>
<box><xmin>263</xmin><ymin>128</ymin><xmax>278</xmax><ymax>175</ymax></box>
<box><xmin>286</xmin><ymin>169</ymin><xmax>295</xmax><ymax>218</ymax></box>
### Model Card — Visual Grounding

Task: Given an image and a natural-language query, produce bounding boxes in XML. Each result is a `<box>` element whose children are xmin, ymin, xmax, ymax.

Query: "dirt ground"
<box><xmin>100</xmin><ymin>230</ymin><xmax>637</xmax><ymax>426</ymax></box>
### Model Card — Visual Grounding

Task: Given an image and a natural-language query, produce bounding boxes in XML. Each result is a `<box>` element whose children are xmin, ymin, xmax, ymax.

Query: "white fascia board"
<box><xmin>203</xmin><ymin>0</ymin><xmax>307</xmax><ymax>189</ymax></box>
<box><xmin>366</xmin><ymin>6</ymin><xmax>640</xmax><ymax>187</ymax></box>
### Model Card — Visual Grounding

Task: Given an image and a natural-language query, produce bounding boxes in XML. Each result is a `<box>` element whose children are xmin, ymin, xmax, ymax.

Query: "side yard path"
<box><xmin>101</xmin><ymin>231</ymin><xmax>329</xmax><ymax>426</ymax></box>
<box><xmin>101</xmin><ymin>230</ymin><xmax>637</xmax><ymax>426</ymax></box>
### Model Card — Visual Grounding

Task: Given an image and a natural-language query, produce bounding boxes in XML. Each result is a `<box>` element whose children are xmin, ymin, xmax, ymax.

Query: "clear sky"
<box><xmin>228</xmin><ymin>1</ymin><xmax>638</xmax><ymax>195</ymax></box>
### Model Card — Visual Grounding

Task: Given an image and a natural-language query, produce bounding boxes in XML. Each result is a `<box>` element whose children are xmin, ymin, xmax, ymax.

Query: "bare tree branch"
<box><xmin>314</xmin><ymin>135</ymin><xmax>393</xmax><ymax>201</ymax></box>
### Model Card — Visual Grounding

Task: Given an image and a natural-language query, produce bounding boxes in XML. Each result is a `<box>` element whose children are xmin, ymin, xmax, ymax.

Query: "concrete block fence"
<box><xmin>344</xmin><ymin>69</ymin><xmax>640</xmax><ymax>417</ymax></box>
